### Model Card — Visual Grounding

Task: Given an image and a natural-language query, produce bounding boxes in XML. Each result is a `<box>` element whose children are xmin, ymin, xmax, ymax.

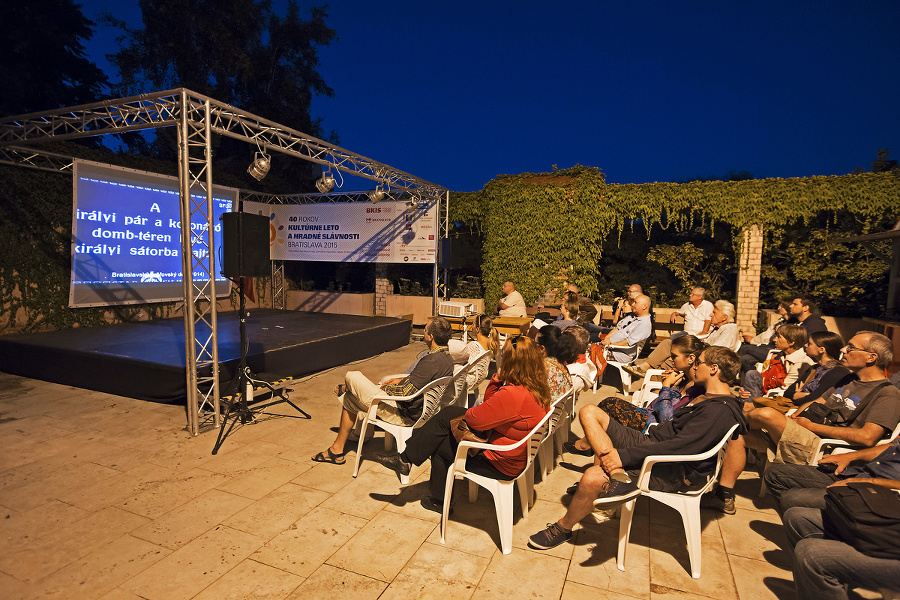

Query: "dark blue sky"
<box><xmin>81</xmin><ymin>1</ymin><xmax>900</xmax><ymax>192</ymax></box>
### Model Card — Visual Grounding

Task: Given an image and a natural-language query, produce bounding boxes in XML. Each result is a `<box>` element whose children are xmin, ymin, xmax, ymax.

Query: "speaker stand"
<box><xmin>211</xmin><ymin>278</ymin><xmax>310</xmax><ymax>455</ymax></box>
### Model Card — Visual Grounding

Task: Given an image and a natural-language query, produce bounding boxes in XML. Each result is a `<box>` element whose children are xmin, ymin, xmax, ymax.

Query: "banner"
<box><xmin>242</xmin><ymin>198</ymin><xmax>438</xmax><ymax>264</ymax></box>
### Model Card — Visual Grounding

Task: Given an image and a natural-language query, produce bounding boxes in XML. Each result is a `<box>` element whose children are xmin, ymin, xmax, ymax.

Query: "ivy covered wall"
<box><xmin>450</xmin><ymin>166</ymin><xmax>899</xmax><ymax>312</ymax></box>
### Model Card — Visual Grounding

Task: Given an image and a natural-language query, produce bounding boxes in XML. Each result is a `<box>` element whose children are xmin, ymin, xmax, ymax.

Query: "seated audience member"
<box><xmin>784</xmin><ymin>331</ymin><xmax>852</xmax><ymax>405</ymax></box>
<box><xmin>738</xmin><ymin>301</ymin><xmax>793</xmax><ymax>370</ymax></box>
<box><xmin>497</xmin><ymin>281</ymin><xmax>527</xmax><ymax>317</ymax></box>
<box><xmin>706</xmin><ymin>331</ymin><xmax>898</xmax><ymax>515</ymax></box>
<box><xmin>565</xmin><ymin>283</ymin><xmax>598</xmax><ymax>325</ymax></box>
<box><xmin>611</xmin><ymin>284</ymin><xmax>644</xmax><ymax>324</ymax></box>
<box><xmin>704</xmin><ymin>300</ymin><xmax>742</xmax><ymax>352</ymax></box>
<box><xmin>551</xmin><ymin>292</ymin><xmax>580</xmax><ymax>330</ymax></box>
<box><xmin>564</xmin><ymin>326</ymin><xmax>597</xmax><ymax>395</ymax></box>
<box><xmin>669</xmin><ymin>287</ymin><xmax>714</xmax><ymax>337</ymax></box>
<box><xmin>600</xmin><ymin>294</ymin><xmax>653</xmax><ymax>363</ymax></box>
<box><xmin>565</xmin><ymin>335</ymin><xmax>707</xmax><ymax>456</ymax></box>
<box><xmin>527</xmin><ymin>346</ymin><xmax>748</xmax><ymax>550</ymax></box>
<box><xmin>741</xmin><ymin>324</ymin><xmax>813</xmax><ymax>399</ymax></box>
<box><xmin>374</xmin><ymin>335</ymin><xmax>551</xmax><ymax>512</ymax></box>
<box><xmin>535</xmin><ymin>326</ymin><xmax>577</xmax><ymax>401</ymax></box>
<box><xmin>789</xmin><ymin>296</ymin><xmax>828</xmax><ymax>339</ymax></box>
<box><xmin>765</xmin><ymin>438</ymin><xmax>900</xmax><ymax>513</ymax></box>
<box><xmin>312</xmin><ymin>317</ymin><xmax>454</xmax><ymax>464</ymax></box>
<box><xmin>781</xmin><ymin>477</ymin><xmax>900</xmax><ymax>600</ymax></box>
<box><xmin>455</xmin><ymin>314</ymin><xmax>500</xmax><ymax>392</ymax></box>
<box><xmin>630</xmin><ymin>300</ymin><xmax>741</xmax><ymax>377</ymax></box>
<box><xmin>745</xmin><ymin>331</ymin><xmax>900</xmax><ymax>466</ymax></box>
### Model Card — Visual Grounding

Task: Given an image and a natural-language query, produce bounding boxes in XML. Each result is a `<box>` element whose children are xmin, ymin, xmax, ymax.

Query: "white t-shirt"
<box><xmin>679</xmin><ymin>300</ymin><xmax>714</xmax><ymax>335</ymax></box>
<box><xmin>499</xmin><ymin>290</ymin><xmax>526</xmax><ymax>317</ymax></box>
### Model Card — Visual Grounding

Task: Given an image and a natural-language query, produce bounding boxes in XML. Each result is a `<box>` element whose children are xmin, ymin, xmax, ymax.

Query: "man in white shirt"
<box><xmin>497</xmin><ymin>281</ymin><xmax>526</xmax><ymax>317</ymax></box>
<box><xmin>670</xmin><ymin>287</ymin><xmax>714</xmax><ymax>336</ymax></box>
<box><xmin>601</xmin><ymin>294</ymin><xmax>652</xmax><ymax>362</ymax></box>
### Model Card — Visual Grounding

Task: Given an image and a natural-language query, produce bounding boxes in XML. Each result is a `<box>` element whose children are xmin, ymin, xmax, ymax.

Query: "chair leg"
<box><xmin>440</xmin><ymin>466</ymin><xmax>457</xmax><ymax>545</ymax></box>
<box><xmin>680</xmin><ymin>499</ymin><xmax>703</xmax><ymax>578</ymax></box>
<box><xmin>617</xmin><ymin>498</ymin><xmax>637</xmax><ymax>572</ymax></box>
<box><xmin>492</xmin><ymin>484</ymin><xmax>515</xmax><ymax>554</ymax></box>
<box><xmin>351</xmin><ymin>414</ymin><xmax>368</xmax><ymax>478</ymax></box>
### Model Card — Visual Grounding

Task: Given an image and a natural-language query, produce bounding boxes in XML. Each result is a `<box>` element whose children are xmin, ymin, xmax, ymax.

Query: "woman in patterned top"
<box><xmin>535</xmin><ymin>326</ymin><xmax>578</xmax><ymax>401</ymax></box>
<box><xmin>461</xmin><ymin>314</ymin><xmax>500</xmax><ymax>390</ymax></box>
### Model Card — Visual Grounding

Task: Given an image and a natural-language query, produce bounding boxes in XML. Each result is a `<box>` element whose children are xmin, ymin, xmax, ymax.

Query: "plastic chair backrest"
<box><xmin>413</xmin><ymin>376</ymin><xmax>454</xmax><ymax>425</ymax></box>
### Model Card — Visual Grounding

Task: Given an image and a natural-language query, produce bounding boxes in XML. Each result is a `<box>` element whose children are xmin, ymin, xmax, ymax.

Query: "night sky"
<box><xmin>80</xmin><ymin>0</ymin><xmax>900</xmax><ymax>192</ymax></box>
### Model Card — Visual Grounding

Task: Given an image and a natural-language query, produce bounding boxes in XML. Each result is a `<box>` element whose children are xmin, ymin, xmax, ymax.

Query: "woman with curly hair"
<box><xmin>375</xmin><ymin>335</ymin><xmax>552</xmax><ymax>513</ymax></box>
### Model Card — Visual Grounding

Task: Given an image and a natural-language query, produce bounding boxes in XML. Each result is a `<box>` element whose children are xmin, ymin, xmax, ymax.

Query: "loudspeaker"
<box><xmin>221</xmin><ymin>212</ymin><xmax>270</xmax><ymax>278</ymax></box>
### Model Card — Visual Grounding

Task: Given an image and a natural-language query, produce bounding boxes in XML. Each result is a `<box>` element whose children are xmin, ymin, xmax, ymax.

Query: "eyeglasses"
<box><xmin>510</xmin><ymin>335</ymin><xmax>522</xmax><ymax>349</ymax></box>
<box><xmin>842</xmin><ymin>343</ymin><xmax>868</xmax><ymax>353</ymax></box>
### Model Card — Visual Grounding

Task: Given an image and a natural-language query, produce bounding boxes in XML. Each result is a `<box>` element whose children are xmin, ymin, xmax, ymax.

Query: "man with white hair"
<box><xmin>704</xmin><ymin>300</ymin><xmax>741</xmax><ymax>352</ymax></box>
<box><xmin>670</xmin><ymin>287</ymin><xmax>714</xmax><ymax>336</ymax></box>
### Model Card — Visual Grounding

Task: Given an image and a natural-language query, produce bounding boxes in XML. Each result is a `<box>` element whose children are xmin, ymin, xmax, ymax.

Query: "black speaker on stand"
<box><xmin>213</xmin><ymin>212</ymin><xmax>309</xmax><ymax>455</ymax></box>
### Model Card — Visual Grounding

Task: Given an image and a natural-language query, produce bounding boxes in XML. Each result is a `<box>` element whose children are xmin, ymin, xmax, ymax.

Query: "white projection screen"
<box><xmin>70</xmin><ymin>160</ymin><xmax>236</xmax><ymax>307</ymax></box>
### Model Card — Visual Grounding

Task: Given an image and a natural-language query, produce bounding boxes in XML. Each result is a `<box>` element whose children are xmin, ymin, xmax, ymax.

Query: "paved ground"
<box><xmin>0</xmin><ymin>340</ymin><xmax>804</xmax><ymax>600</ymax></box>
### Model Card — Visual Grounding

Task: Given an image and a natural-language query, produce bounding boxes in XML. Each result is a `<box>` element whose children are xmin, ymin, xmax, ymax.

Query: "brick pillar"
<box><xmin>374</xmin><ymin>263</ymin><xmax>391</xmax><ymax>316</ymax></box>
<box><xmin>736</xmin><ymin>225</ymin><xmax>763</xmax><ymax>336</ymax></box>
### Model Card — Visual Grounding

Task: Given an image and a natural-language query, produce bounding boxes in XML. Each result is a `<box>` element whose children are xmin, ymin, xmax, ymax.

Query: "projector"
<box><xmin>438</xmin><ymin>301</ymin><xmax>474</xmax><ymax>318</ymax></box>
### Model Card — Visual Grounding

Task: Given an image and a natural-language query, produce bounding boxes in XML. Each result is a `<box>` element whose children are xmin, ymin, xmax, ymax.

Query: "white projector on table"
<box><xmin>438</xmin><ymin>301</ymin><xmax>474</xmax><ymax>318</ymax></box>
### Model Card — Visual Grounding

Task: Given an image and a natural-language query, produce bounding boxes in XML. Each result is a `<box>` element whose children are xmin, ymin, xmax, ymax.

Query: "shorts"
<box><xmin>605</xmin><ymin>417</ymin><xmax>691</xmax><ymax>493</ymax></box>
<box><xmin>764</xmin><ymin>417</ymin><xmax>822</xmax><ymax>465</ymax></box>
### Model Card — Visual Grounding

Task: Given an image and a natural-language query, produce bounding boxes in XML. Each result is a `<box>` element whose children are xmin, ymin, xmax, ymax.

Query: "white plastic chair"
<box><xmin>811</xmin><ymin>421</ymin><xmax>900</xmax><ymax>465</ymax></box>
<box><xmin>440</xmin><ymin>405</ymin><xmax>557</xmax><ymax>554</ymax></box>
<box><xmin>351</xmin><ymin>375</ymin><xmax>452</xmax><ymax>484</ymax></box>
<box><xmin>604</xmin><ymin>340</ymin><xmax>647</xmax><ymax>395</ymax></box>
<box><xmin>456</xmin><ymin>349</ymin><xmax>492</xmax><ymax>407</ymax></box>
<box><xmin>613</xmin><ymin>423</ymin><xmax>740</xmax><ymax>578</ymax></box>
<box><xmin>537</xmin><ymin>388</ymin><xmax>575</xmax><ymax>480</ymax></box>
<box><xmin>630</xmin><ymin>369</ymin><xmax>666</xmax><ymax>408</ymax></box>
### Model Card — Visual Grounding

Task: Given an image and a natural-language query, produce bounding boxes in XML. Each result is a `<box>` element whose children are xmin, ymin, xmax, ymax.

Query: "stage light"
<box><xmin>406</xmin><ymin>196</ymin><xmax>418</xmax><ymax>212</ymax></box>
<box><xmin>368</xmin><ymin>185</ymin><xmax>385</xmax><ymax>203</ymax></box>
<box><xmin>315</xmin><ymin>166</ymin><xmax>336</xmax><ymax>193</ymax></box>
<box><xmin>247</xmin><ymin>152</ymin><xmax>270</xmax><ymax>181</ymax></box>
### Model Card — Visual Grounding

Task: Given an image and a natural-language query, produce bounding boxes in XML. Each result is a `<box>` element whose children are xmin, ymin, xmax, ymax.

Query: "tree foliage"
<box><xmin>105</xmin><ymin>0</ymin><xmax>337</xmax><ymax>191</ymax></box>
<box><xmin>0</xmin><ymin>1</ymin><xmax>107</xmax><ymax>116</ymax></box>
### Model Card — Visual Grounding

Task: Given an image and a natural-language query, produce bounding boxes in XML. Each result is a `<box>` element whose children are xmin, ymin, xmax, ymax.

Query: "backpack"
<box><xmin>823</xmin><ymin>481</ymin><xmax>900</xmax><ymax>560</ymax></box>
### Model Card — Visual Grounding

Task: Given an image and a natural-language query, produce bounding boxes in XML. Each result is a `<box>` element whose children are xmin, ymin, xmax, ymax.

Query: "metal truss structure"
<box><xmin>0</xmin><ymin>88</ymin><xmax>448</xmax><ymax>435</ymax></box>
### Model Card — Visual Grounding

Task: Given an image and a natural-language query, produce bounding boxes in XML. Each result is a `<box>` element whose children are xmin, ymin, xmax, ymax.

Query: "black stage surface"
<box><xmin>0</xmin><ymin>310</ymin><xmax>411</xmax><ymax>403</ymax></box>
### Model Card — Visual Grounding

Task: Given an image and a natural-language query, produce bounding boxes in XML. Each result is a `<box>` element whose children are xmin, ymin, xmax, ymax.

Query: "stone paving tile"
<box><xmin>224</xmin><ymin>482</ymin><xmax>332</xmax><ymax>541</ymax></box>
<box><xmin>130</xmin><ymin>488</ymin><xmax>254</xmax><ymax>550</ymax></box>
<box><xmin>471</xmin><ymin>548</ymin><xmax>570</xmax><ymax>600</ymax></box>
<box><xmin>728</xmin><ymin>555</ymin><xmax>796</xmax><ymax>600</ymax></box>
<box><xmin>116</xmin><ymin>466</ymin><xmax>233</xmax><ymax>519</ymax></box>
<box><xmin>327</xmin><ymin>510</ymin><xmax>437</xmax><ymax>582</ymax></box>
<box><xmin>0</xmin><ymin>506</ymin><xmax>149</xmax><ymax>583</ymax></box>
<box><xmin>285</xmin><ymin>564</ymin><xmax>387</xmax><ymax>600</ymax></box>
<box><xmin>23</xmin><ymin>534</ymin><xmax>170</xmax><ymax>600</ymax></box>
<box><xmin>118</xmin><ymin>525</ymin><xmax>264</xmax><ymax>600</ymax></box>
<box><xmin>0</xmin><ymin>499</ymin><xmax>91</xmax><ymax>554</ymax></box>
<box><xmin>190</xmin><ymin>558</ymin><xmax>303</xmax><ymax>600</ymax></box>
<box><xmin>379</xmin><ymin>541</ymin><xmax>490</xmax><ymax>600</ymax></box>
<box><xmin>649</xmin><ymin>521</ymin><xmax>737</xmax><ymax>598</ymax></box>
<box><xmin>250</xmin><ymin>505</ymin><xmax>369</xmax><ymax>578</ymax></box>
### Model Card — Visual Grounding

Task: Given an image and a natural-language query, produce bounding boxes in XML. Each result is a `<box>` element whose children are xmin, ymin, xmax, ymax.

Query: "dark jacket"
<box><xmin>799</xmin><ymin>314</ymin><xmax>828</xmax><ymax>338</ymax></box>
<box><xmin>618</xmin><ymin>394</ymin><xmax>749</xmax><ymax>480</ymax></box>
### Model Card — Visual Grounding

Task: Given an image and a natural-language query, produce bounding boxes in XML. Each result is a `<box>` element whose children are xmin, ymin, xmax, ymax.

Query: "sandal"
<box><xmin>312</xmin><ymin>448</ymin><xmax>347</xmax><ymax>464</ymax></box>
<box><xmin>563</xmin><ymin>441</ymin><xmax>594</xmax><ymax>456</ymax></box>
<box><xmin>333</xmin><ymin>384</ymin><xmax>346</xmax><ymax>396</ymax></box>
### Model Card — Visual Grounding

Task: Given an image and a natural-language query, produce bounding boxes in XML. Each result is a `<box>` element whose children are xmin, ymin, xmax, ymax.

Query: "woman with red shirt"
<box><xmin>377</xmin><ymin>335</ymin><xmax>552</xmax><ymax>513</ymax></box>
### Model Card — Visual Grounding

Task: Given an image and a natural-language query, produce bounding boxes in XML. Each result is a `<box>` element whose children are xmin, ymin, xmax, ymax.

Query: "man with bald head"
<box><xmin>497</xmin><ymin>281</ymin><xmax>526</xmax><ymax>317</ymax></box>
<box><xmin>600</xmin><ymin>294</ymin><xmax>652</xmax><ymax>362</ymax></box>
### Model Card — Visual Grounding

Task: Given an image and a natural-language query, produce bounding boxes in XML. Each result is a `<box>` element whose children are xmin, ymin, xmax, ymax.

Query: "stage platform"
<box><xmin>0</xmin><ymin>310</ymin><xmax>412</xmax><ymax>403</ymax></box>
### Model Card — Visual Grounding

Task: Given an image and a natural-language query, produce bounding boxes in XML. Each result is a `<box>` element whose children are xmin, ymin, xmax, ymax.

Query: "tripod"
<box><xmin>212</xmin><ymin>277</ymin><xmax>309</xmax><ymax>455</ymax></box>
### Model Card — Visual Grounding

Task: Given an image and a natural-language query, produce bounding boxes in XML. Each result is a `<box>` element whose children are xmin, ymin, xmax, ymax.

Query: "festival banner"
<box><xmin>242</xmin><ymin>198</ymin><xmax>438</xmax><ymax>263</ymax></box>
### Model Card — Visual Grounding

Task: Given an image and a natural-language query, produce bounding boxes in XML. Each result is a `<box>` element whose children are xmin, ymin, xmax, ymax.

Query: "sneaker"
<box><xmin>623</xmin><ymin>364</ymin><xmax>647</xmax><ymax>378</ymax></box>
<box><xmin>528</xmin><ymin>522</ymin><xmax>573</xmax><ymax>550</ymax></box>
<box><xmin>372</xmin><ymin>450</ymin><xmax>411</xmax><ymax>477</ymax></box>
<box><xmin>592</xmin><ymin>474</ymin><xmax>641</xmax><ymax>508</ymax></box>
<box><xmin>701</xmin><ymin>493</ymin><xmax>736</xmax><ymax>515</ymax></box>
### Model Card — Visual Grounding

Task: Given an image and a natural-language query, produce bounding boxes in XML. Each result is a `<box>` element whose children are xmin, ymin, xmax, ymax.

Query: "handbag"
<box><xmin>798</xmin><ymin>381</ymin><xmax>891</xmax><ymax>426</ymax></box>
<box><xmin>823</xmin><ymin>481</ymin><xmax>900</xmax><ymax>559</ymax></box>
<box><xmin>450</xmin><ymin>416</ymin><xmax>489</xmax><ymax>445</ymax></box>
<box><xmin>761</xmin><ymin>356</ymin><xmax>787</xmax><ymax>393</ymax></box>
<box><xmin>751</xmin><ymin>395</ymin><xmax>795</xmax><ymax>414</ymax></box>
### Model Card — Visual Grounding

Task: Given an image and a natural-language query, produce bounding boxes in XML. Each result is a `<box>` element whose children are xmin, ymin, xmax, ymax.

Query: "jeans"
<box><xmin>783</xmin><ymin>507</ymin><xmax>900</xmax><ymax>600</ymax></box>
<box><xmin>401</xmin><ymin>405</ymin><xmax>514</xmax><ymax>500</ymax></box>
<box><xmin>743</xmin><ymin>370</ymin><xmax>763</xmax><ymax>399</ymax></box>
<box><xmin>763</xmin><ymin>463</ymin><xmax>839</xmax><ymax>513</ymax></box>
